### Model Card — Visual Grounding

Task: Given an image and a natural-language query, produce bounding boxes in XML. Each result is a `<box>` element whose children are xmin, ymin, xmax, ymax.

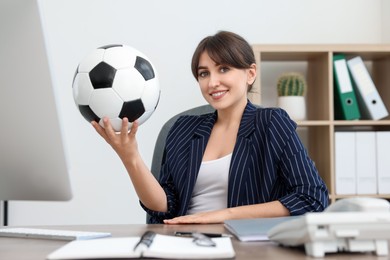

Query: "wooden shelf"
<box><xmin>333</xmin><ymin>120</ymin><xmax>390</xmax><ymax>126</ymax></box>
<box><xmin>296</xmin><ymin>121</ymin><xmax>330</xmax><ymax>126</ymax></box>
<box><xmin>250</xmin><ymin>44</ymin><xmax>390</xmax><ymax>204</ymax></box>
<box><xmin>333</xmin><ymin>194</ymin><xmax>390</xmax><ymax>200</ymax></box>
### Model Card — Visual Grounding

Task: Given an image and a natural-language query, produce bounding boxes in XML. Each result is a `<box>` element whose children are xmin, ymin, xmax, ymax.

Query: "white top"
<box><xmin>187</xmin><ymin>153</ymin><xmax>232</xmax><ymax>215</ymax></box>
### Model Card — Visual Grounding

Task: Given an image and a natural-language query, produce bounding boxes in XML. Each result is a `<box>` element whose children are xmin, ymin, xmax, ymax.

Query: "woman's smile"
<box><xmin>211</xmin><ymin>90</ymin><xmax>228</xmax><ymax>99</ymax></box>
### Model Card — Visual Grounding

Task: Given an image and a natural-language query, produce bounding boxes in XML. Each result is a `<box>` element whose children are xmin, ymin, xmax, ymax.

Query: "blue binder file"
<box><xmin>333</xmin><ymin>54</ymin><xmax>361</xmax><ymax>120</ymax></box>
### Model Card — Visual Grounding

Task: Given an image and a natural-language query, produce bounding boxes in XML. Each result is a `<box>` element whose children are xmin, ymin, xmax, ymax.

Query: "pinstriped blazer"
<box><xmin>143</xmin><ymin>101</ymin><xmax>329</xmax><ymax>223</ymax></box>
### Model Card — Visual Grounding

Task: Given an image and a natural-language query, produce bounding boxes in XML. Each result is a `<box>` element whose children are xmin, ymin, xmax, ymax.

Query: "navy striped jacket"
<box><xmin>143</xmin><ymin>101</ymin><xmax>329</xmax><ymax>223</ymax></box>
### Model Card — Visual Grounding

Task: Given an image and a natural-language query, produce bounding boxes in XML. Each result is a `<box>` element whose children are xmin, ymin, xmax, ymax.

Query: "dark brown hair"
<box><xmin>191</xmin><ymin>31</ymin><xmax>256</xmax><ymax>90</ymax></box>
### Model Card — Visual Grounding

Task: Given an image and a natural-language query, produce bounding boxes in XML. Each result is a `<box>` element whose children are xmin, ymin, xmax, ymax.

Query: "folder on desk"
<box><xmin>356</xmin><ymin>132</ymin><xmax>377</xmax><ymax>194</ymax></box>
<box><xmin>376</xmin><ymin>131</ymin><xmax>390</xmax><ymax>194</ymax></box>
<box><xmin>333</xmin><ymin>54</ymin><xmax>361</xmax><ymax>120</ymax></box>
<box><xmin>224</xmin><ymin>216</ymin><xmax>300</xmax><ymax>242</ymax></box>
<box><xmin>347</xmin><ymin>56</ymin><xmax>389</xmax><ymax>120</ymax></box>
<box><xmin>335</xmin><ymin>132</ymin><xmax>356</xmax><ymax>195</ymax></box>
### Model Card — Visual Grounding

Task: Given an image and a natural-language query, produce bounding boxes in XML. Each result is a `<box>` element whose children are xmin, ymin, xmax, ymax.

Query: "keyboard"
<box><xmin>0</xmin><ymin>227</ymin><xmax>111</xmax><ymax>241</ymax></box>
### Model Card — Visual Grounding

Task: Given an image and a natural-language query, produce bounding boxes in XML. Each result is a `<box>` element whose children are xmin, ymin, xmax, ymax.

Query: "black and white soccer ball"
<box><xmin>72</xmin><ymin>44</ymin><xmax>160</xmax><ymax>131</ymax></box>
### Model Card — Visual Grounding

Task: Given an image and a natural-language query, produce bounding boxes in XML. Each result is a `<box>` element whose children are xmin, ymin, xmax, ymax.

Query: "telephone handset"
<box><xmin>268</xmin><ymin>197</ymin><xmax>390</xmax><ymax>257</ymax></box>
<box><xmin>325</xmin><ymin>197</ymin><xmax>390</xmax><ymax>212</ymax></box>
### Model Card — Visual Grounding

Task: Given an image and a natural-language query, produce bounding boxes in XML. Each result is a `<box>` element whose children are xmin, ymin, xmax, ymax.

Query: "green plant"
<box><xmin>276</xmin><ymin>72</ymin><xmax>307</xmax><ymax>96</ymax></box>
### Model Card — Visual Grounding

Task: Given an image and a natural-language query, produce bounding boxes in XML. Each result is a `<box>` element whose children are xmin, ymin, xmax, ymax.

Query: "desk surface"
<box><xmin>0</xmin><ymin>224</ymin><xmax>388</xmax><ymax>260</ymax></box>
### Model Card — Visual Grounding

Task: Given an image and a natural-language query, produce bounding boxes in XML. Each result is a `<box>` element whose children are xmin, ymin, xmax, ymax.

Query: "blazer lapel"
<box><xmin>180</xmin><ymin>112</ymin><xmax>216</xmax><ymax>214</ymax></box>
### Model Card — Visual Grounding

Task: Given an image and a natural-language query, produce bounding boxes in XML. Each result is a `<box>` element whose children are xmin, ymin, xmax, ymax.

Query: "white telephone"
<box><xmin>267</xmin><ymin>197</ymin><xmax>390</xmax><ymax>257</ymax></box>
<box><xmin>325</xmin><ymin>197</ymin><xmax>390</xmax><ymax>212</ymax></box>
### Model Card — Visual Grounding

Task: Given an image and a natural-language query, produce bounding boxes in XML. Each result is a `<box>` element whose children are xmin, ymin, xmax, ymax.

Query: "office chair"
<box><xmin>146</xmin><ymin>104</ymin><xmax>214</xmax><ymax>223</ymax></box>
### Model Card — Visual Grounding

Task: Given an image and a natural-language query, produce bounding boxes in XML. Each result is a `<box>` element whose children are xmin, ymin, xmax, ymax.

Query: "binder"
<box><xmin>376</xmin><ymin>131</ymin><xmax>390</xmax><ymax>194</ymax></box>
<box><xmin>333</xmin><ymin>54</ymin><xmax>361</xmax><ymax>120</ymax></box>
<box><xmin>347</xmin><ymin>56</ymin><xmax>389</xmax><ymax>120</ymax></box>
<box><xmin>355</xmin><ymin>132</ymin><xmax>377</xmax><ymax>194</ymax></box>
<box><xmin>335</xmin><ymin>132</ymin><xmax>356</xmax><ymax>195</ymax></box>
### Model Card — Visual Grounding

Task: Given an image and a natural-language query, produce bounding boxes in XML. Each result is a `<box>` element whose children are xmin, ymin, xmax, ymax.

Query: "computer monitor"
<box><xmin>0</xmin><ymin>0</ymin><xmax>72</xmax><ymax>203</ymax></box>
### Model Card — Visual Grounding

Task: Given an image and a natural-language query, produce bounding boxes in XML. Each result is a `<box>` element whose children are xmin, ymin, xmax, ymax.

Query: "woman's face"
<box><xmin>196</xmin><ymin>51</ymin><xmax>256</xmax><ymax>111</ymax></box>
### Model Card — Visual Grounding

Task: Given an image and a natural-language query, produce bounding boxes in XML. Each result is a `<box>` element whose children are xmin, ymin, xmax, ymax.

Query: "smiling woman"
<box><xmin>92</xmin><ymin>31</ymin><xmax>329</xmax><ymax>224</ymax></box>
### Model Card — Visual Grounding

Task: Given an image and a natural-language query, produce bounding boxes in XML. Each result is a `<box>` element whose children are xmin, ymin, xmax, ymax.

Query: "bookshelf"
<box><xmin>249</xmin><ymin>44</ymin><xmax>390</xmax><ymax>203</ymax></box>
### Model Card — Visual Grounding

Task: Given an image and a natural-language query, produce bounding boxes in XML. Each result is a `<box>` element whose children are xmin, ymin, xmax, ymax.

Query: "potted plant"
<box><xmin>276</xmin><ymin>72</ymin><xmax>307</xmax><ymax>120</ymax></box>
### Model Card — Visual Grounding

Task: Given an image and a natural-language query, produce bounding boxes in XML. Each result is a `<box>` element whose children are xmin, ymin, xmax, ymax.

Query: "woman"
<box><xmin>92</xmin><ymin>31</ymin><xmax>329</xmax><ymax>224</ymax></box>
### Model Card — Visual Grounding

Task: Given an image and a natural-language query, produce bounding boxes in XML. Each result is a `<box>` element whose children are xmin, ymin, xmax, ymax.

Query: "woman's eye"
<box><xmin>220</xmin><ymin>67</ymin><xmax>230</xmax><ymax>73</ymax></box>
<box><xmin>198</xmin><ymin>71</ymin><xmax>209</xmax><ymax>78</ymax></box>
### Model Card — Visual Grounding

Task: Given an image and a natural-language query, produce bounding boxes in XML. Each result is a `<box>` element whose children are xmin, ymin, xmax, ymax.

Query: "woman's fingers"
<box><xmin>120</xmin><ymin>117</ymin><xmax>130</xmax><ymax>139</ymax></box>
<box><xmin>130</xmin><ymin>120</ymin><xmax>139</xmax><ymax>137</ymax></box>
<box><xmin>93</xmin><ymin>117</ymin><xmax>140</xmax><ymax>151</ymax></box>
<box><xmin>102</xmin><ymin>117</ymin><xmax>117</xmax><ymax>140</ymax></box>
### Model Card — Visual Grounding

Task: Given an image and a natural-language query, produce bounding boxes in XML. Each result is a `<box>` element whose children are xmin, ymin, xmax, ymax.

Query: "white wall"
<box><xmin>383</xmin><ymin>0</ymin><xmax>390</xmax><ymax>42</ymax></box>
<box><xmin>8</xmin><ymin>0</ymin><xmax>384</xmax><ymax>225</ymax></box>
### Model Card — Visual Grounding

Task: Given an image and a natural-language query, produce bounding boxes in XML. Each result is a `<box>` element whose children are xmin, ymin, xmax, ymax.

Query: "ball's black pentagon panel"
<box><xmin>134</xmin><ymin>56</ymin><xmax>155</xmax><ymax>81</ymax></box>
<box><xmin>119</xmin><ymin>99</ymin><xmax>145</xmax><ymax>122</ymax></box>
<box><xmin>78</xmin><ymin>105</ymin><xmax>100</xmax><ymax>123</ymax></box>
<box><xmin>89</xmin><ymin>62</ymin><xmax>117</xmax><ymax>89</ymax></box>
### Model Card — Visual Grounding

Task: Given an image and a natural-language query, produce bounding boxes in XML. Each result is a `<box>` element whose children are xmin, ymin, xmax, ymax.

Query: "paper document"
<box><xmin>47</xmin><ymin>232</ymin><xmax>235</xmax><ymax>259</ymax></box>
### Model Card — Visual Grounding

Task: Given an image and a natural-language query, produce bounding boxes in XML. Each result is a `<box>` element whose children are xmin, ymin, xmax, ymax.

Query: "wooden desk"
<box><xmin>0</xmin><ymin>224</ymin><xmax>388</xmax><ymax>260</ymax></box>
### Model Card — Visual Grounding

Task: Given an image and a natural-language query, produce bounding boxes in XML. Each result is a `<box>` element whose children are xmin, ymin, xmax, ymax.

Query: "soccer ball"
<box><xmin>72</xmin><ymin>44</ymin><xmax>160</xmax><ymax>131</ymax></box>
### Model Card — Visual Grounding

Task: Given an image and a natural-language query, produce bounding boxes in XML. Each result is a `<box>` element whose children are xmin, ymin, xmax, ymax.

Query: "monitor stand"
<box><xmin>1</xmin><ymin>201</ymin><xmax>8</xmax><ymax>226</ymax></box>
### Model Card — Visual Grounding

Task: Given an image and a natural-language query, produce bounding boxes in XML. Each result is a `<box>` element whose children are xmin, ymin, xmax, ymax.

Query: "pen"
<box><xmin>174</xmin><ymin>231</ymin><xmax>231</xmax><ymax>238</ymax></box>
<box><xmin>133</xmin><ymin>231</ymin><xmax>156</xmax><ymax>251</ymax></box>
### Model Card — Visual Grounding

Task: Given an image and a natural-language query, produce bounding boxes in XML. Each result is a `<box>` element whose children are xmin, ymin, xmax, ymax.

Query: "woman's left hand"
<box><xmin>163</xmin><ymin>201</ymin><xmax>290</xmax><ymax>224</ymax></box>
<box><xmin>163</xmin><ymin>209</ymin><xmax>231</xmax><ymax>224</ymax></box>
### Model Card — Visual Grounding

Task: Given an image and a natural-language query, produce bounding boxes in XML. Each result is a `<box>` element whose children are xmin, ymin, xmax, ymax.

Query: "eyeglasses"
<box><xmin>191</xmin><ymin>232</ymin><xmax>216</xmax><ymax>247</ymax></box>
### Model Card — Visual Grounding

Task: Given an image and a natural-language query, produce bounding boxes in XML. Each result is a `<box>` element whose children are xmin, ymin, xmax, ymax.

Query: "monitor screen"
<box><xmin>0</xmin><ymin>0</ymin><xmax>72</xmax><ymax>201</ymax></box>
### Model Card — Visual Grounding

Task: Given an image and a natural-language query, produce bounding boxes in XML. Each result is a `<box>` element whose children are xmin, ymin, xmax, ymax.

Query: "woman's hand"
<box><xmin>163</xmin><ymin>209</ymin><xmax>232</xmax><ymax>224</ymax></box>
<box><xmin>91</xmin><ymin>117</ymin><xmax>139</xmax><ymax>161</ymax></box>
<box><xmin>163</xmin><ymin>201</ymin><xmax>290</xmax><ymax>224</ymax></box>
